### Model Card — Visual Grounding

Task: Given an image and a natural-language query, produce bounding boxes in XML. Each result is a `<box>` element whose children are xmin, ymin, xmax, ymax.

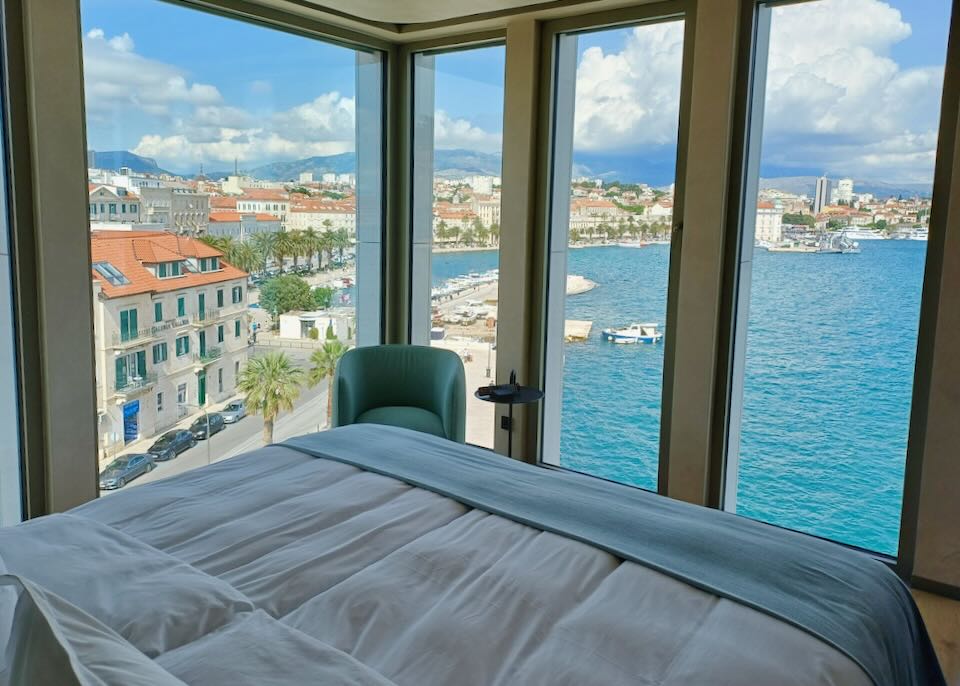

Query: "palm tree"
<box><xmin>272</xmin><ymin>231</ymin><xmax>297</xmax><ymax>273</ymax></box>
<box><xmin>301</xmin><ymin>227</ymin><xmax>321</xmax><ymax>269</ymax></box>
<box><xmin>250</xmin><ymin>232</ymin><xmax>276</xmax><ymax>273</ymax></box>
<box><xmin>332</xmin><ymin>228</ymin><xmax>351</xmax><ymax>263</ymax></box>
<box><xmin>199</xmin><ymin>235</ymin><xmax>229</xmax><ymax>252</ymax></box>
<box><xmin>237</xmin><ymin>352</ymin><xmax>304</xmax><ymax>444</ymax></box>
<box><xmin>489</xmin><ymin>222</ymin><xmax>500</xmax><ymax>245</ymax></box>
<box><xmin>229</xmin><ymin>242</ymin><xmax>260</xmax><ymax>275</ymax></box>
<box><xmin>308</xmin><ymin>340</ymin><xmax>349</xmax><ymax>427</ymax></box>
<box><xmin>288</xmin><ymin>230</ymin><xmax>304</xmax><ymax>269</ymax></box>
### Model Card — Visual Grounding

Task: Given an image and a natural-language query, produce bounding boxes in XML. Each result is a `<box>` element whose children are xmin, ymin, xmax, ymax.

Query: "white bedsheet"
<box><xmin>22</xmin><ymin>441</ymin><xmax>875</xmax><ymax>685</ymax></box>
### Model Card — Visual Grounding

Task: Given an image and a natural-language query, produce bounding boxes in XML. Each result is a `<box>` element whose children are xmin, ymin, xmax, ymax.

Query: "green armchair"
<box><xmin>332</xmin><ymin>345</ymin><xmax>466</xmax><ymax>442</ymax></box>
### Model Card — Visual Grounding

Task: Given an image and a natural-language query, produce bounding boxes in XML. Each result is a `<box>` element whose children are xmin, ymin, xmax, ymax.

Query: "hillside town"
<box><xmin>87</xmin><ymin>153</ymin><xmax>933</xmax><ymax>469</ymax></box>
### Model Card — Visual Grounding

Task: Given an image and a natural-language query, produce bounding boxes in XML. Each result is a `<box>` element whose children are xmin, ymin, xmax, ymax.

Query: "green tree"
<box><xmin>782</xmin><ymin>213</ymin><xmax>815</xmax><ymax>227</ymax></box>
<box><xmin>301</xmin><ymin>227</ymin><xmax>321</xmax><ymax>270</ymax></box>
<box><xmin>229</xmin><ymin>242</ymin><xmax>260</xmax><ymax>275</ymax></box>
<box><xmin>873</xmin><ymin>218</ymin><xmax>888</xmax><ymax>232</ymax></box>
<box><xmin>250</xmin><ymin>232</ymin><xmax>276</xmax><ymax>273</ymax></box>
<box><xmin>313</xmin><ymin>285</ymin><xmax>335</xmax><ymax>309</ymax></box>
<box><xmin>237</xmin><ymin>352</ymin><xmax>304</xmax><ymax>444</ymax></box>
<box><xmin>489</xmin><ymin>222</ymin><xmax>500</xmax><ymax>245</ymax></box>
<box><xmin>272</xmin><ymin>231</ymin><xmax>298</xmax><ymax>273</ymax></box>
<box><xmin>827</xmin><ymin>218</ymin><xmax>846</xmax><ymax>230</ymax></box>
<box><xmin>259</xmin><ymin>274</ymin><xmax>314</xmax><ymax>318</ymax></box>
<box><xmin>332</xmin><ymin>228</ymin><xmax>351</xmax><ymax>263</ymax></box>
<box><xmin>308</xmin><ymin>340</ymin><xmax>349</xmax><ymax>427</ymax></box>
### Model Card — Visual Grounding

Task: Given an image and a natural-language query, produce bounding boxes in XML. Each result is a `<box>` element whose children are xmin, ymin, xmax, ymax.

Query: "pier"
<box><xmin>564</xmin><ymin>320</ymin><xmax>592</xmax><ymax>342</ymax></box>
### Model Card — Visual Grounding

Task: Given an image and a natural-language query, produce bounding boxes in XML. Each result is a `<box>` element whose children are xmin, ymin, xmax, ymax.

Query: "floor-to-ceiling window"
<box><xmin>0</xmin><ymin>76</ymin><xmax>21</xmax><ymax>525</ymax></box>
<box><xmin>410</xmin><ymin>44</ymin><xmax>505</xmax><ymax>448</ymax></box>
<box><xmin>726</xmin><ymin>0</ymin><xmax>952</xmax><ymax>555</ymax></box>
<box><xmin>542</xmin><ymin>15</ymin><xmax>688</xmax><ymax>489</ymax></box>
<box><xmin>80</xmin><ymin>0</ymin><xmax>383</xmax><ymax>493</ymax></box>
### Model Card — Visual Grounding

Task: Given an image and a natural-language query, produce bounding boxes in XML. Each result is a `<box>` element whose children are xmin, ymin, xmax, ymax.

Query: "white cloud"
<box><xmin>761</xmin><ymin>0</ymin><xmax>943</xmax><ymax>181</ymax></box>
<box><xmin>433</xmin><ymin>110</ymin><xmax>502</xmax><ymax>152</ymax></box>
<box><xmin>573</xmin><ymin>22</ymin><xmax>685</xmax><ymax>152</ymax></box>
<box><xmin>83</xmin><ymin>28</ymin><xmax>222</xmax><ymax>121</ymax></box>
<box><xmin>569</xmin><ymin>0</ymin><xmax>945</xmax><ymax>183</ymax></box>
<box><xmin>132</xmin><ymin>93</ymin><xmax>357</xmax><ymax>169</ymax></box>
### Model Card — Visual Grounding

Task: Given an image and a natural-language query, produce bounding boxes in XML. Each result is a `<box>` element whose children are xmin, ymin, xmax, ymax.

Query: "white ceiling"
<box><xmin>302</xmin><ymin>0</ymin><xmax>578</xmax><ymax>25</ymax></box>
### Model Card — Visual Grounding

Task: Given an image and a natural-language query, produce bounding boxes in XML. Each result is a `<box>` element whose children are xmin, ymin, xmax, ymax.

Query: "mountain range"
<box><xmin>88</xmin><ymin>149</ymin><xmax>932</xmax><ymax>199</ymax></box>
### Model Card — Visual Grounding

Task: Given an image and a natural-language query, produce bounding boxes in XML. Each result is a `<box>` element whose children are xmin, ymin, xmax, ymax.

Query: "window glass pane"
<box><xmin>543</xmin><ymin>21</ymin><xmax>686</xmax><ymax>489</ymax></box>
<box><xmin>0</xmin><ymin>89</ymin><xmax>21</xmax><ymax>524</ymax></box>
<box><xmin>412</xmin><ymin>45</ymin><xmax>505</xmax><ymax>448</ymax></box>
<box><xmin>81</xmin><ymin>0</ymin><xmax>383</xmax><ymax>493</ymax></box>
<box><xmin>728</xmin><ymin>0</ymin><xmax>950</xmax><ymax>554</ymax></box>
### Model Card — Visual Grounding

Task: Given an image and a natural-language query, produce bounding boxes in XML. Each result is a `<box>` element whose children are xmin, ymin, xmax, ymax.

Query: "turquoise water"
<box><xmin>432</xmin><ymin>241</ymin><xmax>925</xmax><ymax>555</ymax></box>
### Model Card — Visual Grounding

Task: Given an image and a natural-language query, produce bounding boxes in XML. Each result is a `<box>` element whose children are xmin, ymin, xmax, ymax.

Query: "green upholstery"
<box><xmin>332</xmin><ymin>345</ymin><xmax>466</xmax><ymax>442</ymax></box>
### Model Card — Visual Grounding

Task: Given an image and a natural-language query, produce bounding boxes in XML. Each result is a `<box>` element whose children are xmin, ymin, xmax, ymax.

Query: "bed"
<box><xmin>0</xmin><ymin>424</ymin><xmax>944</xmax><ymax>685</ymax></box>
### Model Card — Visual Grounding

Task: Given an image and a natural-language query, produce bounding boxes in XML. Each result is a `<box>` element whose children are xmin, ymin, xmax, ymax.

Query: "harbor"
<box><xmin>433</xmin><ymin>240</ymin><xmax>924</xmax><ymax>556</ymax></box>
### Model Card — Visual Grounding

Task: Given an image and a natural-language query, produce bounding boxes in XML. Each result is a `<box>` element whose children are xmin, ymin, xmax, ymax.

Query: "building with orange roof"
<box><xmin>287</xmin><ymin>199</ymin><xmax>356</xmax><ymax>233</ymax></box>
<box><xmin>207</xmin><ymin>212</ymin><xmax>282</xmax><ymax>241</ymax></box>
<box><xmin>756</xmin><ymin>200</ymin><xmax>784</xmax><ymax>244</ymax></box>
<box><xmin>91</xmin><ymin>231</ymin><xmax>249</xmax><ymax>457</ymax></box>
<box><xmin>235</xmin><ymin>189</ymin><xmax>291</xmax><ymax>226</ymax></box>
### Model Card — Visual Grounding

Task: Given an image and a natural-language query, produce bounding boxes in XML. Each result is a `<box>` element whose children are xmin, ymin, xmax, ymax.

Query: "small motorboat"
<box><xmin>602</xmin><ymin>322</ymin><xmax>663</xmax><ymax>344</ymax></box>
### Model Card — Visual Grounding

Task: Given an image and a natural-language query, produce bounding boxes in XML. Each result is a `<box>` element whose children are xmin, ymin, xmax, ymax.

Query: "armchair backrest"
<box><xmin>332</xmin><ymin>345</ymin><xmax>466</xmax><ymax>442</ymax></box>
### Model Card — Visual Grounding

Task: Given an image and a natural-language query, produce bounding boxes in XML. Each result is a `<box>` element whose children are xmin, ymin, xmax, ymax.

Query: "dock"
<box><xmin>565</xmin><ymin>320</ymin><xmax>592</xmax><ymax>342</ymax></box>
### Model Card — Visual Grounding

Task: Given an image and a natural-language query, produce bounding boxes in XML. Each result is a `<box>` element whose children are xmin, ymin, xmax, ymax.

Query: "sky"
<box><xmin>81</xmin><ymin>0</ymin><xmax>950</xmax><ymax>185</ymax></box>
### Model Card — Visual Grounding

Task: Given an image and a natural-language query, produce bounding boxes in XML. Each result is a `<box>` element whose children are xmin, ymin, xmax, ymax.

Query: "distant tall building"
<box><xmin>814</xmin><ymin>175</ymin><xmax>831</xmax><ymax>214</ymax></box>
<box><xmin>835</xmin><ymin>178</ymin><xmax>854</xmax><ymax>205</ymax></box>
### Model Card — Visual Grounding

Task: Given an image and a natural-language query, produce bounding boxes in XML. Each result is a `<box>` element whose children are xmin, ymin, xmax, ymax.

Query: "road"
<box><xmin>102</xmin><ymin>345</ymin><xmax>333</xmax><ymax>494</ymax></box>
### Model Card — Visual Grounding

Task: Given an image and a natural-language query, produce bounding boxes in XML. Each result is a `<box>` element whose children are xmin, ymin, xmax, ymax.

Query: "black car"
<box><xmin>147</xmin><ymin>429</ymin><xmax>196</xmax><ymax>461</ymax></box>
<box><xmin>190</xmin><ymin>413</ymin><xmax>225</xmax><ymax>440</ymax></box>
<box><xmin>98</xmin><ymin>453</ymin><xmax>155</xmax><ymax>490</ymax></box>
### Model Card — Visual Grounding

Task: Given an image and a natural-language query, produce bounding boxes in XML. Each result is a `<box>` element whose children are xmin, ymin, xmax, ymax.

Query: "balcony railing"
<box><xmin>111</xmin><ymin>327</ymin><xmax>155</xmax><ymax>346</ymax></box>
<box><xmin>113</xmin><ymin>372</ymin><xmax>158</xmax><ymax>396</ymax></box>
<box><xmin>195</xmin><ymin>347</ymin><xmax>222</xmax><ymax>365</ymax></box>
<box><xmin>192</xmin><ymin>304</ymin><xmax>244</xmax><ymax>326</ymax></box>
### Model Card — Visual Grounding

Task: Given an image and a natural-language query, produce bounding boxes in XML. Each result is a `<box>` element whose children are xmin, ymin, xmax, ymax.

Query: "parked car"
<box><xmin>220</xmin><ymin>400</ymin><xmax>246</xmax><ymax>424</ymax></box>
<box><xmin>98</xmin><ymin>453</ymin><xmax>155</xmax><ymax>490</ymax></box>
<box><xmin>147</xmin><ymin>429</ymin><xmax>196</xmax><ymax>461</ymax></box>
<box><xmin>190</xmin><ymin>413</ymin><xmax>225</xmax><ymax>439</ymax></box>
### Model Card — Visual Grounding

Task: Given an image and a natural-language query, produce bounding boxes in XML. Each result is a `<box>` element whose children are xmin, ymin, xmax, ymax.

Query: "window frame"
<box><xmin>712</xmin><ymin>0</ymin><xmax>960</xmax><ymax>579</ymax></box>
<box><xmin>534</xmin><ymin>2</ymin><xmax>696</xmax><ymax>493</ymax></box>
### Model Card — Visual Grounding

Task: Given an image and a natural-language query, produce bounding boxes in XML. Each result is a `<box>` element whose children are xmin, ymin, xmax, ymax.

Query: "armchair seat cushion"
<box><xmin>355</xmin><ymin>406</ymin><xmax>446</xmax><ymax>438</ymax></box>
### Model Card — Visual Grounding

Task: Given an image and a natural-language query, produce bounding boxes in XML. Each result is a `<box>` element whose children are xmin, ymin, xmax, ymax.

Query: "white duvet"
<box><xmin>0</xmin><ymin>440</ymin><xmax>872</xmax><ymax>685</ymax></box>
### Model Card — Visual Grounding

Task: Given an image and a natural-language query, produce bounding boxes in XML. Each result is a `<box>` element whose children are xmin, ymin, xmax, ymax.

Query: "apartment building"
<box><xmin>88</xmin><ymin>185</ymin><xmax>141</xmax><ymax>223</ymax></box>
<box><xmin>287</xmin><ymin>199</ymin><xmax>357</xmax><ymax>233</ymax></box>
<box><xmin>140</xmin><ymin>187</ymin><xmax>211</xmax><ymax>234</ymax></box>
<box><xmin>755</xmin><ymin>201</ymin><xmax>784</xmax><ymax>243</ymax></box>
<box><xmin>207</xmin><ymin>212</ymin><xmax>283</xmax><ymax>240</ymax></box>
<box><xmin>91</xmin><ymin>231</ymin><xmax>249</xmax><ymax>459</ymax></box>
<box><xmin>235</xmin><ymin>189</ymin><xmax>291</xmax><ymax>225</ymax></box>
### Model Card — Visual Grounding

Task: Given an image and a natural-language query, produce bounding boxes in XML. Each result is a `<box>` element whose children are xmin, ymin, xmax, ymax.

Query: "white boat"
<box><xmin>602</xmin><ymin>322</ymin><xmax>663</xmax><ymax>344</ymax></box>
<box><xmin>843</xmin><ymin>229</ymin><xmax>885</xmax><ymax>240</ymax></box>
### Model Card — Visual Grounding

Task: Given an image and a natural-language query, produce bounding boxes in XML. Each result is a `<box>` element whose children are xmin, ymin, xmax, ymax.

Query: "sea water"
<box><xmin>432</xmin><ymin>241</ymin><xmax>925</xmax><ymax>556</ymax></box>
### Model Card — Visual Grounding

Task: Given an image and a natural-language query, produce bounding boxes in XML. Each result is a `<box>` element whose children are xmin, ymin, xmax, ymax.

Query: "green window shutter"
<box><xmin>130</xmin><ymin>309</ymin><xmax>138</xmax><ymax>335</ymax></box>
<box><xmin>217</xmin><ymin>289</ymin><xmax>224</xmax><ymax>307</ymax></box>
<box><xmin>235</xmin><ymin>320</ymin><xmax>240</xmax><ymax>337</ymax></box>
<box><xmin>158</xmin><ymin>263</ymin><xmax>167</xmax><ymax>278</ymax></box>
<box><xmin>152</xmin><ymin>345</ymin><xmax>159</xmax><ymax>364</ymax></box>
<box><xmin>136</xmin><ymin>350</ymin><xmax>146</xmax><ymax>377</ymax></box>
<box><xmin>217</xmin><ymin>325</ymin><xmax>224</xmax><ymax>343</ymax></box>
<box><xmin>154</xmin><ymin>302</ymin><xmax>163</xmax><ymax>322</ymax></box>
<box><xmin>115</xmin><ymin>357</ymin><xmax>127</xmax><ymax>390</ymax></box>
<box><xmin>119</xmin><ymin>310</ymin><xmax>129</xmax><ymax>341</ymax></box>
<box><xmin>178</xmin><ymin>297</ymin><xmax>185</xmax><ymax>317</ymax></box>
